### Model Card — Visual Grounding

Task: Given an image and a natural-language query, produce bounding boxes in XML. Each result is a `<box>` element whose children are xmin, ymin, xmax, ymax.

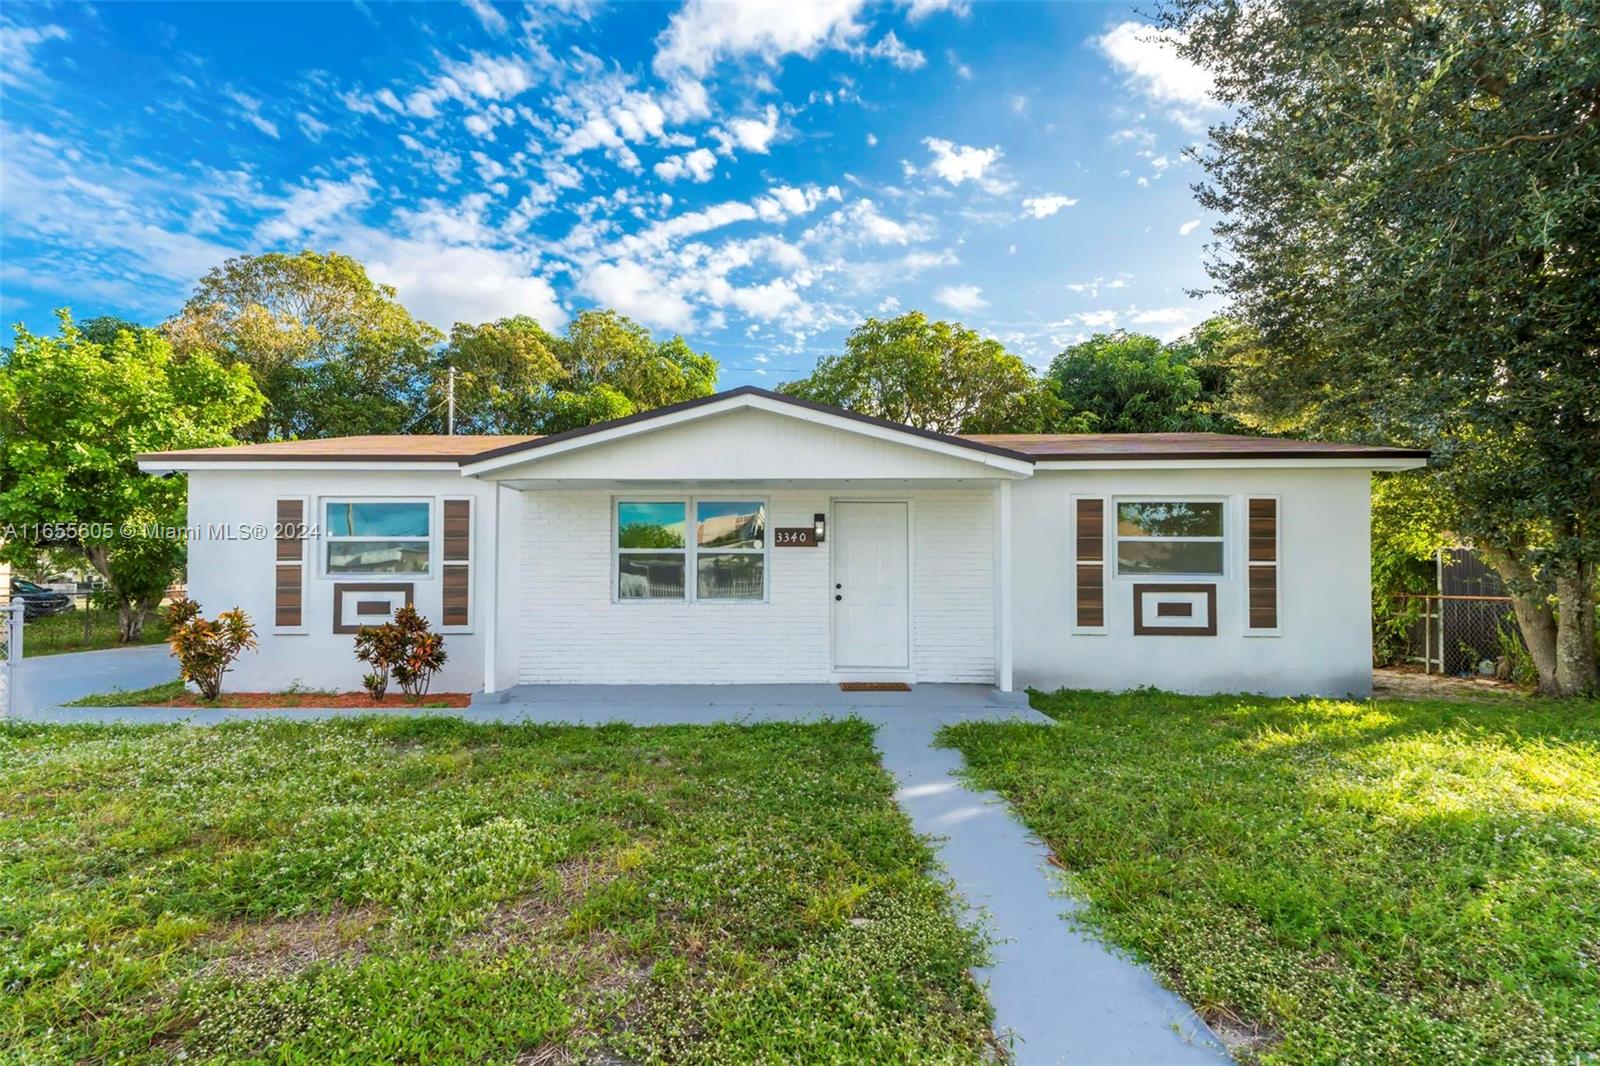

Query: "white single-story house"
<box><xmin>138</xmin><ymin>386</ymin><xmax>1427</xmax><ymax>698</ymax></box>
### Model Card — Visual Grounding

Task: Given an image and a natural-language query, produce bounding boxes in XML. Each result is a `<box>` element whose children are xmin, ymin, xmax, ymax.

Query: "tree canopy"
<box><xmin>1164</xmin><ymin>0</ymin><xmax>1600</xmax><ymax>693</ymax></box>
<box><xmin>779</xmin><ymin>312</ymin><xmax>1054</xmax><ymax>434</ymax></box>
<box><xmin>164</xmin><ymin>251</ymin><xmax>441</xmax><ymax>440</ymax></box>
<box><xmin>440</xmin><ymin>309</ymin><xmax>716</xmax><ymax>435</ymax></box>
<box><xmin>0</xmin><ymin>314</ymin><xmax>265</xmax><ymax>638</ymax></box>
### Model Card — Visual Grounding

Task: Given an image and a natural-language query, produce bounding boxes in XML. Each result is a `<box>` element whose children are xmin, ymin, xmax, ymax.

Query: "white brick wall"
<box><xmin>517</xmin><ymin>487</ymin><xmax>997</xmax><ymax>685</ymax></box>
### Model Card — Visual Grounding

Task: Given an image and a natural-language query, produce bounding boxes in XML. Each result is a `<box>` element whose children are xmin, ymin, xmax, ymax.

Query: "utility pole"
<box><xmin>446</xmin><ymin>365</ymin><xmax>456</xmax><ymax>435</ymax></box>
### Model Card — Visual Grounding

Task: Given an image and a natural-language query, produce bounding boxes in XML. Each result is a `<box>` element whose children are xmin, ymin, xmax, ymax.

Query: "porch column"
<box><xmin>481</xmin><ymin>483</ymin><xmax>501</xmax><ymax>694</ymax></box>
<box><xmin>996</xmin><ymin>480</ymin><xmax>1014</xmax><ymax>692</ymax></box>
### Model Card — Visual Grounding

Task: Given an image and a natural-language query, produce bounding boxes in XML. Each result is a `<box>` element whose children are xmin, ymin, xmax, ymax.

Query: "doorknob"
<box><xmin>835</xmin><ymin>594</ymin><xmax>842</xmax><ymax>601</ymax></box>
<box><xmin>835</xmin><ymin>583</ymin><xmax>841</xmax><ymax>589</ymax></box>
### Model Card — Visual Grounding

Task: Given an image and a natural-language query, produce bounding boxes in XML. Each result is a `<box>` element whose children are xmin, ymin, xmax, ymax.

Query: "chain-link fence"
<box><xmin>1397</xmin><ymin>593</ymin><xmax>1528</xmax><ymax>679</ymax></box>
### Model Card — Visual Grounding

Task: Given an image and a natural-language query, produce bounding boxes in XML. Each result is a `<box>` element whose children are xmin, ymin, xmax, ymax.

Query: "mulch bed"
<box><xmin>152</xmin><ymin>692</ymin><xmax>474</xmax><ymax>708</ymax></box>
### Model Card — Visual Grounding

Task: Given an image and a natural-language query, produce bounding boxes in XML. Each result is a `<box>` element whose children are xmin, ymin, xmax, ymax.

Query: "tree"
<box><xmin>1048</xmin><ymin>331</ymin><xmax>1212</xmax><ymax>433</ymax></box>
<box><xmin>164</xmin><ymin>251</ymin><xmax>442</xmax><ymax>440</ymax></box>
<box><xmin>0</xmin><ymin>314</ymin><xmax>265</xmax><ymax>639</ymax></box>
<box><xmin>780</xmin><ymin>312</ymin><xmax>1054</xmax><ymax>433</ymax></box>
<box><xmin>1164</xmin><ymin>0</ymin><xmax>1600</xmax><ymax>694</ymax></box>
<box><xmin>439</xmin><ymin>309</ymin><xmax>716</xmax><ymax>435</ymax></box>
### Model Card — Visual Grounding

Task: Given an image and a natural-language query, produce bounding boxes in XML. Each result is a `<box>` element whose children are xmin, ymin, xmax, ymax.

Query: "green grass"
<box><xmin>1</xmin><ymin>717</ymin><xmax>993</xmax><ymax>1064</ymax></box>
<box><xmin>21</xmin><ymin>608</ymin><xmax>170</xmax><ymax>657</ymax></box>
<box><xmin>63</xmin><ymin>679</ymin><xmax>189</xmax><ymax>706</ymax></box>
<box><xmin>940</xmin><ymin>690</ymin><xmax>1600</xmax><ymax>1065</ymax></box>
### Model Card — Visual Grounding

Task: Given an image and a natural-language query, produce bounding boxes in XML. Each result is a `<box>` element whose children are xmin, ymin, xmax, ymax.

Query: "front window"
<box><xmin>325</xmin><ymin>500</ymin><xmax>431</xmax><ymax>575</ymax></box>
<box><xmin>617</xmin><ymin>501</ymin><xmax>687</xmax><ymax>599</ymax></box>
<box><xmin>696</xmin><ymin>501</ymin><xmax>765</xmax><ymax>599</ymax></box>
<box><xmin>1115</xmin><ymin>500</ymin><xmax>1225</xmax><ymax>576</ymax></box>
<box><xmin>616</xmin><ymin>498</ymin><xmax>766</xmax><ymax>601</ymax></box>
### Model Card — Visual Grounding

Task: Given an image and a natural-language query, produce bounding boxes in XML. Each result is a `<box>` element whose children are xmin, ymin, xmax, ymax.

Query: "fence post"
<box><xmin>2</xmin><ymin>600</ymin><xmax>23</xmax><ymax>717</ymax></box>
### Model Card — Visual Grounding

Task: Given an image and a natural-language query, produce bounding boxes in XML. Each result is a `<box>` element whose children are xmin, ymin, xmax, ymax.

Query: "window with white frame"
<box><xmin>616</xmin><ymin>499</ymin><xmax>766</xmax><ymax>601</ymax></box>
<box><xmin>324</xmin><ymin>500</ymin><xmax>431</xmax><ymax>576</ymax></box>
<box><xmin>1114</xmin><ymin>499</ymin><xmax>1226</xmax><ymax>577</ymax></box>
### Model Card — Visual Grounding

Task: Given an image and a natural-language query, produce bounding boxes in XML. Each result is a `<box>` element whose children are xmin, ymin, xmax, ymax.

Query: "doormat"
<box><xmin>839</xmin><ymin>682</ymin><xmax>912</xmax><ymax>692</ymax></box>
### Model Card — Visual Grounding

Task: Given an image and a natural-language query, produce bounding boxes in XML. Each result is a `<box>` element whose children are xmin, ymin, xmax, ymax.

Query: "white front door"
<box><xmin>831</xmin><ymin>501</ymin><xmax>910</xmax><ymax>670</ymax></box>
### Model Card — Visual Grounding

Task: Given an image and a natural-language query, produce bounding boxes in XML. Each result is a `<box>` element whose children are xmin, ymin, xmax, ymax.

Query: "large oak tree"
<box><xmin>1165</xmin><ymin>0</ymin><xmax>1600</xmax><ymax>694</ymax></box>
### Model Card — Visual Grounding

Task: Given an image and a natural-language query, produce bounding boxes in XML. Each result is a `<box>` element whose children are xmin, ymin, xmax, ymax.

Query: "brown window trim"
<box><xmin>331</xmin><ymin>582</ymin><xmax>414</xmax><ymax>634</ymax></box>
<box><xmin>1132</xmin><ymin>583</ymin><xmax>1218</xmax><ymax>636</ymax></box>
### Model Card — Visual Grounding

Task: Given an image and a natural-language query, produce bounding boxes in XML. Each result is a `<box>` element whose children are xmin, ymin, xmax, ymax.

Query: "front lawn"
<box><xmin>2</xmin><ymin>718</ymin><xmax>994</xmax><ymax>1063</ymax></box>
<box><xmin>21</xmin><ymin>608</ymin><xmax>170</xmax><ymax>657</ymax></box>
<box><xmin>941</xmin><ymin>690</ymin><xmax>1600</xmax><ymax>1065</ymax></box>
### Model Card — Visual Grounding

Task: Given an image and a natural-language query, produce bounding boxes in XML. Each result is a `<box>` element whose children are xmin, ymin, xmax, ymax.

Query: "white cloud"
<box><xmin>864</xmin><ymin>30</ymin><xmax>925</xmax><ymax>71</ymax></box>
<box><xmin>905</xmin><ymin>0</ymin><xmax>970</xmax><ymax>21</ymax></box>
<box><xmin>1021</xmin><ymin>194</ymin><xmax>1078</xmax><ymax>218</ymax></box>
<box><xmin>1129</xmin><ymin>306</ymin><xmax>1191</xmax><ymax>326</ymax></box>
<box><xmin>935</xmin><ymin>283</ymin><xmax>987</xmax><ymax>313</ymax></box>
<box><xmin>223</xmin><ymin>88</ymin><xmax>281</xmax><ymax>139</ymax></box>
<box><xmin>654</xmin><ymin>0</ymin><xmax>867</xmax><ymax>77</ymax></box>
<box><xmin>922</xmin><ymin>137</ymin><xmax>1010</xmax><ymax>193</ymax></box>
<box><xmin>1078</xmin><ymin>309</ymin><xmax>1118</xmax><ymax>328</ymax></box>
<box><xmin>580</xmin><ymin>259</ymin><xmax>694</xmax><ymax>331</ymax></box>
<box><xmin>753</xmin><ymin>183</ymin><xmax>842</xmax><ymax>222</ymax></box>
<box><xmin>371</xmin><ymin>243</ymin><xmax>566</xmax><ymax>329</ymax></box>
<box><xmin>296</xmin><ymin>112</ymin><xmax>331</xmax><ymax>141</ymax></box>
<box><xmin>653</xmin><ymin>147</ymin><xmax>718</xmax><ymax>183</ymax></box>
<box><xmin>255</xmin><ymin>174</ymin><xmax>374</xmax><ymax>242</ymax></box>
<box><xmin>1179</xmin><ymin>218</ymin><xmax>1202</xmax><ymax>236</ymax></box>
<box><xmin>1096</xmin><ymin>21</ymin><xmax>1218</xmax><ymax>127</ymax></box>
<box><xmin>462</xmin><ymin>0</ymin><xmax>508</xmax><ymax>34</ymax></box>
<box><xmin>725</xmin><ymin>104</ymin><xmax>780</xmax><ymax>153</ymax></box>
<box><xmin>0</xmin><ymin>21</ymin><xmax>67</xmax><ymax>88</ymax></box>
<box><xmin>865</xmin><ymin>132</ymin><xmax>878</xmax><ymax>147</ymax></box>
<box><xmin>1008</xmin><ymin>94</ymin><xmax>1029</xmax><ymax>115</ymax></box>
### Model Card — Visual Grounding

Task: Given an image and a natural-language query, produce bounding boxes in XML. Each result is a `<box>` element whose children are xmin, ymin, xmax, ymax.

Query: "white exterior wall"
<box><xmin>183</xmin><ymin>469</ymin><xmax>503</xmax><ymax>693</ymax></box>
<box><xmin>516</xmin><ymin>487</ymin><xmax>997</xmax><ymax>685</ymax></box>
<box><xmin>1010</xmin><ymin>467</ymin><xmax>1374</xmax><ymax>697</ymax></box>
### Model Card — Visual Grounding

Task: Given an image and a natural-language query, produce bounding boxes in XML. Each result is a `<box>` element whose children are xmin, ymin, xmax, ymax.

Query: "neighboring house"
<box><xmin>138</xmin><ymin>386</ymin><xmax>1427</xmax><ymax>697</ymax></box>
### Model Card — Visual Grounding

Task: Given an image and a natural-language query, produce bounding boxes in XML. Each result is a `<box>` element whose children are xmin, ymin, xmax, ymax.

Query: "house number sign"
<box><xmin>774</xmin><ymin>528</ymin><xmax>817</xmax><ymax>547</ymax></box>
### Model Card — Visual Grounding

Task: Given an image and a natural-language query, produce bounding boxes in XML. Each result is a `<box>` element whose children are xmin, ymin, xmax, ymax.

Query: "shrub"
<box><xmin>354</xmin><ymin>605</ymin><xmax>447</xmax><ymax>701</ymax></box>
<box><xmin>165</xmin><ymin>599</ymin><xmax>258</xmax><ymax>700</ymax></box>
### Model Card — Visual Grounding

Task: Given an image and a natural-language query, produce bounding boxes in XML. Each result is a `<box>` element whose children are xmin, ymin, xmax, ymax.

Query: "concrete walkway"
<box><xmin>11</xmin><ymin>644</ymin><xmax>176</xmax><ymax>713</ymax></box>
<box><xmin>11</xmin><ymin>681</ymin><xmax>1229</xmax><ymax>1064</ymax></box>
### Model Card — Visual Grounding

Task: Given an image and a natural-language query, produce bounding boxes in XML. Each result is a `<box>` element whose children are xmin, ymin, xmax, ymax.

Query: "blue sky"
<box><xmin>0</xmin><ymin>0</ymin><xmax>1223</xmax><ymax>386</ymax></box>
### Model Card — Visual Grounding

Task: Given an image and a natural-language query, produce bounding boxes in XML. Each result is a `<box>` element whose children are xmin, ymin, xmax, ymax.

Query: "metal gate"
<box><xmin>0</xmin><ymin>600</ymin><xmax>22</xmax><ymax>716</ymax></box>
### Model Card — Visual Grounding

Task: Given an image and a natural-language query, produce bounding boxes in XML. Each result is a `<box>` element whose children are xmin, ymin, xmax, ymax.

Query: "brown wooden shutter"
<box><xmin>441</xmin><ymin>499</ymin><xmax>471</xmax><ymax>628</ymax></box>
<box><xmin>1074</xmin><ymin>497</ymin><xmax>1105</xmax><ymax>628</ymax></box>
<box><xmin>275</xmin><ymin>498</ymin><xmax>305</xmax><ymax>628</ymax></box>
<box><xmin>1247</xmin><ymin>497</ymin><xmax>1279</xmax><ymax>631</ymax></box>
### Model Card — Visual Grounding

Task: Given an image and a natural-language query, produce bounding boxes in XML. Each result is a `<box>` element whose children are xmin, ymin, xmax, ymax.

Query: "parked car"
<box><xmin>9</xmin><ymin>578</ymin><xmax>75</xmax><ymax>620</ymax></box>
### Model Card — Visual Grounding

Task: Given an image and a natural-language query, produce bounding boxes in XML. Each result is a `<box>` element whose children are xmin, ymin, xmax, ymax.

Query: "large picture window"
<box><xmin>1115</xmin><ymin>500</ymin><xmax>1225</xmax><ymax>577</ymax></box>
<box><xmin>325</xmin><ymin>500</ymin><xmax>431</xmax><ymax>575</ymax></box>
<box><xmin>616</xmin><ymin>498</ymin><xmax>766</xmax><ymax>601</ymax></box>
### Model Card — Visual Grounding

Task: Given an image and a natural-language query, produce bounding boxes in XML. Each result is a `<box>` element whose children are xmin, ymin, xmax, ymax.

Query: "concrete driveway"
<box><xmin>11</xmin><ymin>644</ymin><xmax>176</xmax><ymax>713</ymax></box>
<box><xmin>14</xmin><ymin>682</ymin><xmax>1231</xmax><ymax>1064</ymax></box>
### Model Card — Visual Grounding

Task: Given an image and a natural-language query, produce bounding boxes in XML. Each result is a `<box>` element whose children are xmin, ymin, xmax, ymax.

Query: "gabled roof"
<box><xmin>137</xmin><ymin>386</ymin><xmax>1429</xmax><ymax>470</ymax></box>
<box><xmin>460</xmin><ymin>385</ymin><xmax>1033</xmax><ymax>471</ymax></box>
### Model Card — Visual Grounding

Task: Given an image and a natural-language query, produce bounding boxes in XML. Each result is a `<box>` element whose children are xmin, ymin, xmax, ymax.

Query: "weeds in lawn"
<box><xmin>1</xmin><ymin>717</ymin><xmax>994</xmax><ymax>1063</ymax></box>
<box><xmin>941</xmin><ymin>689</ymin><xmax>1600</xmax><ymax>1065</ymax></box>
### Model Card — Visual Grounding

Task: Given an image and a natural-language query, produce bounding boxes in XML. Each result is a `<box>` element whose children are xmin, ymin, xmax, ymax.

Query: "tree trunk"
<box><xmin>117</xmin><ymin>600</ymin><xmax>148</xmax><ymax>642</ymax></box>
<box><xmin>1553</xmin><ymin>562</ymin><xmax>1598</xmax><ymax>696</ymax></box>
<box><xmin>1481</xmin><ymin>547</ymin><xmax>1561</xmax><ymax>694</ymax></box>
